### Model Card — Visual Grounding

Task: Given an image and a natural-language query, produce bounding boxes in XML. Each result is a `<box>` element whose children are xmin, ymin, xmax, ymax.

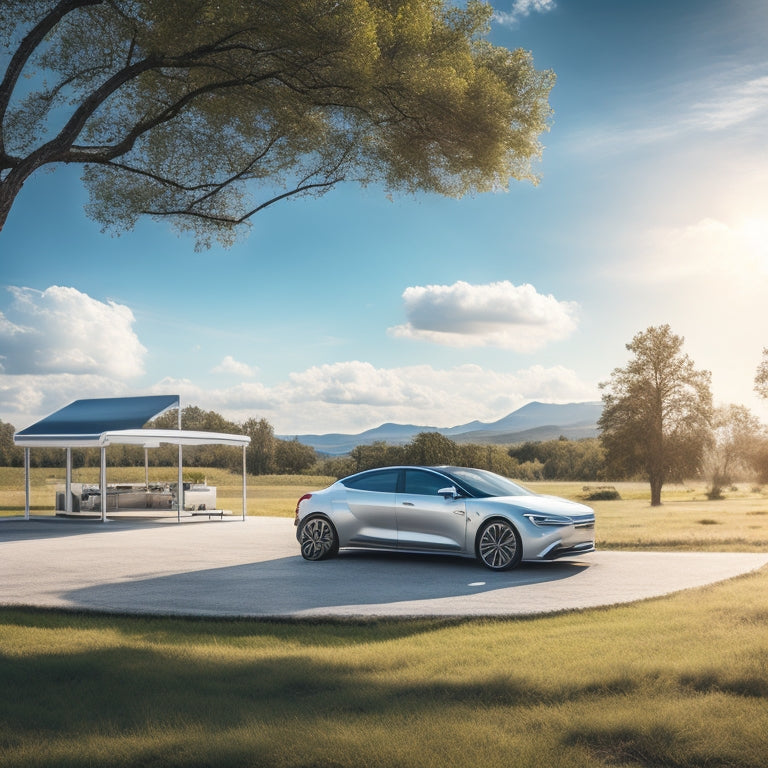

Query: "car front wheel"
<box><xmin>476</xmin><ymin>520</ymin><xmax>522</xmax><ymax>571</ymax></box>
<box><xmin>299</xmin><ymin>516</ymin><xmax>339</xmax><ymax>561</ymax></box>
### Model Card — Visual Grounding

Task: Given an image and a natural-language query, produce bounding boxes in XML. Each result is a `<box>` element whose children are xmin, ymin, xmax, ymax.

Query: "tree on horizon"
<box><xmin>598</xmin><ymin>325</ymin><xmax>713</xmax><ymax>506</ymax></box>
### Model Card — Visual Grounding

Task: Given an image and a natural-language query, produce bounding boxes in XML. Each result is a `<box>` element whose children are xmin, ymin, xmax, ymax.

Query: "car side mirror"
<box><xmin>438</xmin><ymin>486</ymin><xmax>460</xmax><ymax>499</ymax></box>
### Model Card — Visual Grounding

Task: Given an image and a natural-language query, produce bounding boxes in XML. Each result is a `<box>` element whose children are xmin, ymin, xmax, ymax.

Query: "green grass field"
<box><xmin>1</xmin><ymin>469</ymin><xmax>767</xmax><ymax>766</ymax></box>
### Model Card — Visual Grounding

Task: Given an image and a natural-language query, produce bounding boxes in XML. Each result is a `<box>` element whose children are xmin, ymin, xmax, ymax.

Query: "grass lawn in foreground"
<box><xmin>1</xmin><ymin>567</ymin><xmax>767</xmax><ymax>768</ymax></box>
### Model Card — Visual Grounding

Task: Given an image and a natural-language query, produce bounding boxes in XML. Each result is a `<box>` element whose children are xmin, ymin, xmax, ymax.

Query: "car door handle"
<box><xmin>453</xmin><ymin>509</ymin><xmax>465</xmax><ymax>515</ymax></box>
<box><xmin>402</xmin><ymin>501</ymin><xmax>415</xmax><ymax>507</ymax></box>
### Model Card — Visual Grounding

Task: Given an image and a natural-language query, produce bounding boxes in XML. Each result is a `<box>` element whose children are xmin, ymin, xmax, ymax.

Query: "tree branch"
<box><xmin>141</xmin><ymin>176</ymin><xmax>343</xmax><ymax>225</ymax></box>
<box><xmin>0</xmin><ymin>0</ymin><xmax>104</xmax><ymax>156</ymax></box>
<box><xmin>80</xmin><ymin>134</ymin><xmax>282</xmax><ymax>195</ymax></box>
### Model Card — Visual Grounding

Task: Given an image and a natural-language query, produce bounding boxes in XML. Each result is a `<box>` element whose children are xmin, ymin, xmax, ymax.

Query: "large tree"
<box><xmin>0</xmin><ymin>0</ymin><xmax>554</xmax><ymax>245</ymax></box>
<box><xmin>598</xmin><ymin>325</ymin><xmax>712</xmax><ymax>506</ymax></box>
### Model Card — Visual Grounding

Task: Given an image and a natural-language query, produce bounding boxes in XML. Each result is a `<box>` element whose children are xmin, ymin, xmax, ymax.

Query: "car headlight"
<box><xmin>523</xmin><ymin>513</ymin><xmax>573</xmax><ymax>527</ymax></box>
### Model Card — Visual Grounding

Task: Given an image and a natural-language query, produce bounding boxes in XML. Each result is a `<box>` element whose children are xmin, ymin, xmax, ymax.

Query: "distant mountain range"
<box><xmin>280</xmin><ymin>401</ymin><xmax>603</xmax><ymax>455</ymax></box>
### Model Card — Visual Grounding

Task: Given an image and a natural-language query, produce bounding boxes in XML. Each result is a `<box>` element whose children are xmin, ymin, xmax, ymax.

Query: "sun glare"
<box><xmin>740</xmin><ymin>217</ymin><xmax>768</xmax><ymax>271</ymax></box>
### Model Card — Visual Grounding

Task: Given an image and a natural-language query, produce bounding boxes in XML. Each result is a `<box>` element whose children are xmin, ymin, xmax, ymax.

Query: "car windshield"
<box><xmin>441</xmin><ymin>467</ymin><xmax>535</xmax><ymax>499</ymax></box>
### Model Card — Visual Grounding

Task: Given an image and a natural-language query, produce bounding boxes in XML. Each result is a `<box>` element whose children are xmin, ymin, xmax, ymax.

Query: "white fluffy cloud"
<box><xmin>0</xmin><ymin>286</ymin><xmax>146</xmax><ymax>377</ymax></box>
<box><xmin>389</xmin><ymin>280</ymin><xmax>579</xmax><ymax>351</ymax></box>
<box><xmin>286</xmin><ymin>361</ymin><xmax>433</xmax><ymax>407</ymax></box>
<box><xmin>494</xmin><ymin>0</ymin><xmax>556</xmax><ymax>28</ymax></box>
<box><xmin>211</xmin><ymin>355</ymin><xmax>256</xmax><ymax>378</ymax></box>
<box><xmin>0</xmin><ymin>373</ymin><xmax>135</xmax><ymax>424</ymax></box>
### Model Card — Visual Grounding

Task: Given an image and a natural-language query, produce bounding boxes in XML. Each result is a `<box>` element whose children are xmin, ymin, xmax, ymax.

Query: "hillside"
<box><xmin>281</xmin><ymin>401</ymin><xmax>603</xmax><ymax>455</ymax></box>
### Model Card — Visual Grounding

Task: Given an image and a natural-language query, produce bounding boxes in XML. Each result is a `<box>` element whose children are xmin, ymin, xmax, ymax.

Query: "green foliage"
<box><xmin>404</xmin><ymin>431</ymin><xmax>460</xmax><ymax>465</ymax></box>
<box><xmin>241</xmin><ymin>417</ymin><xmax>276</xmax><ymax>475</ymax></box>
<box><xmin>580</xmin><ymin>485</ymin><xmax>621</xmax><ymax>501</ymax></box>
<box><xmin>274</xmin><ymin>438</ymin><xmax>316</xmax><ymax>474</ymax></box>
<box><xmin>322</xmin><ymin>433</ymin><xmax>528</xmax><ymax>478</ymax></box>
<box><xmin>599</xmin><ymin>325</ymin><xmax>713</xmax><ymax>506</ymax></box>
<box><xmin>348</xmin><ymin>440</ymin><xmax>406</xmax><ymax>472</ymax></box>
<box><xmin>0</xmin><ymin>0</ymin><xmax>554</xmax><ymax>243</ymax></box>
<box><xmin>0</xmin><ymin>420</ymin><xmax>23</xmax><ymax>466</ymax></box>
<box><xmin>315</xmin><ymin>454</ymin><xmax>357</xmax><ymax>479</ymax></box>
<box><xmin>149</xmin><ymin>407</ymin><xmax>318</xmax><ymax>474</ymax></box>
<box><xmin>508</xmin><ymin>438</ymin><xmax>605</xmax><ymax>481</ymax></box>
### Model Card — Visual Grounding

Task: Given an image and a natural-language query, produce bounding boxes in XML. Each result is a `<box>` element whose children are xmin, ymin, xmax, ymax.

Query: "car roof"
<box><xmin>350</xmin><ymin>465</ymin><xmax>465</xmax><ymax>473</ymax></box>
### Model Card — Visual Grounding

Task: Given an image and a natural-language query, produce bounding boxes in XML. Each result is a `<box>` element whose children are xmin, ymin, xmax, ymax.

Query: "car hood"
<box><xmin>480</xmin><ymin>494</ymin><xmax>594</xmax><ymax>519</ymax></box>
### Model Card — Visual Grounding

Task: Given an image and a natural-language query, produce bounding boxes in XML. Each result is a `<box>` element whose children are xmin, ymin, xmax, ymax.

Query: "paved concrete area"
<box><xmin>1</xmin><ymin>516</ymin><xmax>767</xmax><ymax>618</ymax></box>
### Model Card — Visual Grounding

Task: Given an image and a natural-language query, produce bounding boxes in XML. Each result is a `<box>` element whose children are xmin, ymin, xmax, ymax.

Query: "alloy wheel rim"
<box><xmin>479</xmin><ymin>522</ymin><xmax>516</xmax><ymax>569</ymax></box>
<box><xmin>301</xmin><ymin>518</ymin><xmax>333</xmax><ymax>559</ymax></box>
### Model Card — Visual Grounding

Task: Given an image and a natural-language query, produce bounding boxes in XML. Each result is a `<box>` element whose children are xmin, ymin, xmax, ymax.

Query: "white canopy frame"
<box><xmin>17</xmin><ymin>428</ymin><xmax>250</xmax><ymax>523</ymax></box>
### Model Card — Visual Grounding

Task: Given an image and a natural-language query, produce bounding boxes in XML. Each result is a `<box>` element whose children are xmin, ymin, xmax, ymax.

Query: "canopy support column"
<box><xmin>24</xmin><ymin>448</ymin><xmax>30</xmax><ymax>520</ymax></box>
<box><xmin>100</xmin><ymin>446</ymin><xmax>107</xmax><ymax>523</ymax></box>
<box><xmin>177</xmin><ymin>446</ymin><xmax>183</xmax><ymax>523</ymax></box>
<box><xmin>65</xmin><ymin>448</ymin><xmax>72</xmax><ymax>515</ymax></box>
<box><xmin>177</xmin><ymin>407</ymin><xmax>183</xmax><ymax>523</ymax></box>
<box><xmin>242</xmin><ymin>444</ymin><xmax>247</xmax><ymax>521</ymax></box>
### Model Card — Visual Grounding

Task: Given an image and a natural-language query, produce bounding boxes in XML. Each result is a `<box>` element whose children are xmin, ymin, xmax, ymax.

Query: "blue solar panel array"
<box><xmin>15</xmin><ymin>395</ymin><xmax>179</xmax><ymax>439</ymax></box>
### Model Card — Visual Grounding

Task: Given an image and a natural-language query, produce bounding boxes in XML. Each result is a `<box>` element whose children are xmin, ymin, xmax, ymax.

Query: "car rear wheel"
<box><xmin>299</xmin><ymin>516</ymin><xmax>339</xmax><ymax>561</ymax></box>
<box><xmin>477</xmin><ymin>520</ymin><xmax>522</xmax><ymax>571</ymax></box>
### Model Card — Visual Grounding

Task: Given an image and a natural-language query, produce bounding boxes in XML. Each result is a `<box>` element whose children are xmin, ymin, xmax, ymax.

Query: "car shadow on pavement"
<box><xmin>61</xmin><ymin>551</ymin><xmax>591</xmax><ymax>618</ymax></box>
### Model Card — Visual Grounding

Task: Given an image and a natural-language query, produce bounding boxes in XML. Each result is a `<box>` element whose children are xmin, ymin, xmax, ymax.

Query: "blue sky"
<box><xmin>1</xmin><ymin>0</ymin><xmax>767</xmax><ymax>435</ymax></box>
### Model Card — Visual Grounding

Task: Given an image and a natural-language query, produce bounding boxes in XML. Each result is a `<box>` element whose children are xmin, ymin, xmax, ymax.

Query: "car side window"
<box><xmin>342</xmin><ymin>469</ymin><xmax>400</xmax><ymax>493</ymax></box>
<box><xmin>403</xmin><ymin>469</ymin><xmax>451</xmax><ymax>496</ymax></box>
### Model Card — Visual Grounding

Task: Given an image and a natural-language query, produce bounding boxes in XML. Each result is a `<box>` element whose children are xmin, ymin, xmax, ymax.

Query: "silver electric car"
<box><xmin>295</xmin><ymin>466</ymin><xmax>595</xmax><ymax>571</ymax></box>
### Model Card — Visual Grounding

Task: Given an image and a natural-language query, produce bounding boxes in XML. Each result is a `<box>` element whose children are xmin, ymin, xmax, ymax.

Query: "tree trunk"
<box><xmin>650</xmin><ymin>475</ymin><xmax>663</xmax><ymax>507</ymax></box>
<box><xmin>0</xmin><ymin>159</ymin><xmax>41</xmax><ymax>232</ymax></box>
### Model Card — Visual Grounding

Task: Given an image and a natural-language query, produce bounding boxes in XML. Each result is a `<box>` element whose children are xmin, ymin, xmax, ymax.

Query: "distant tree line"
<box><xmin>315</xmin><ymin>433</ymin><xmax>521</xmax><ymax>479</ymax></box>
<box><xmin>313</xmin><ymin>434</ymin><xmax>608</xmax><ymax>482</ymax></box>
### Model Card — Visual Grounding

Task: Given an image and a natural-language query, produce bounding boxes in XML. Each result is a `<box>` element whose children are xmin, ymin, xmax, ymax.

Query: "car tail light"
<box><xmin>294</xmin><ymin>493</ymin><xmax>312</xmax><ymax>524</ymax></box>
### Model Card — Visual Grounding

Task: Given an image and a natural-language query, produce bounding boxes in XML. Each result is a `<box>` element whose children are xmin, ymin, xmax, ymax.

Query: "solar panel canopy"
<box><xmin>12</xmin><ymin>395</ymin><xmax>249</xmax><ymax>521</ymax></box>
<box><xmin>14</xmin><ymin>395</ymin><xmax>180</xmax><ymax>446</ymax></box>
